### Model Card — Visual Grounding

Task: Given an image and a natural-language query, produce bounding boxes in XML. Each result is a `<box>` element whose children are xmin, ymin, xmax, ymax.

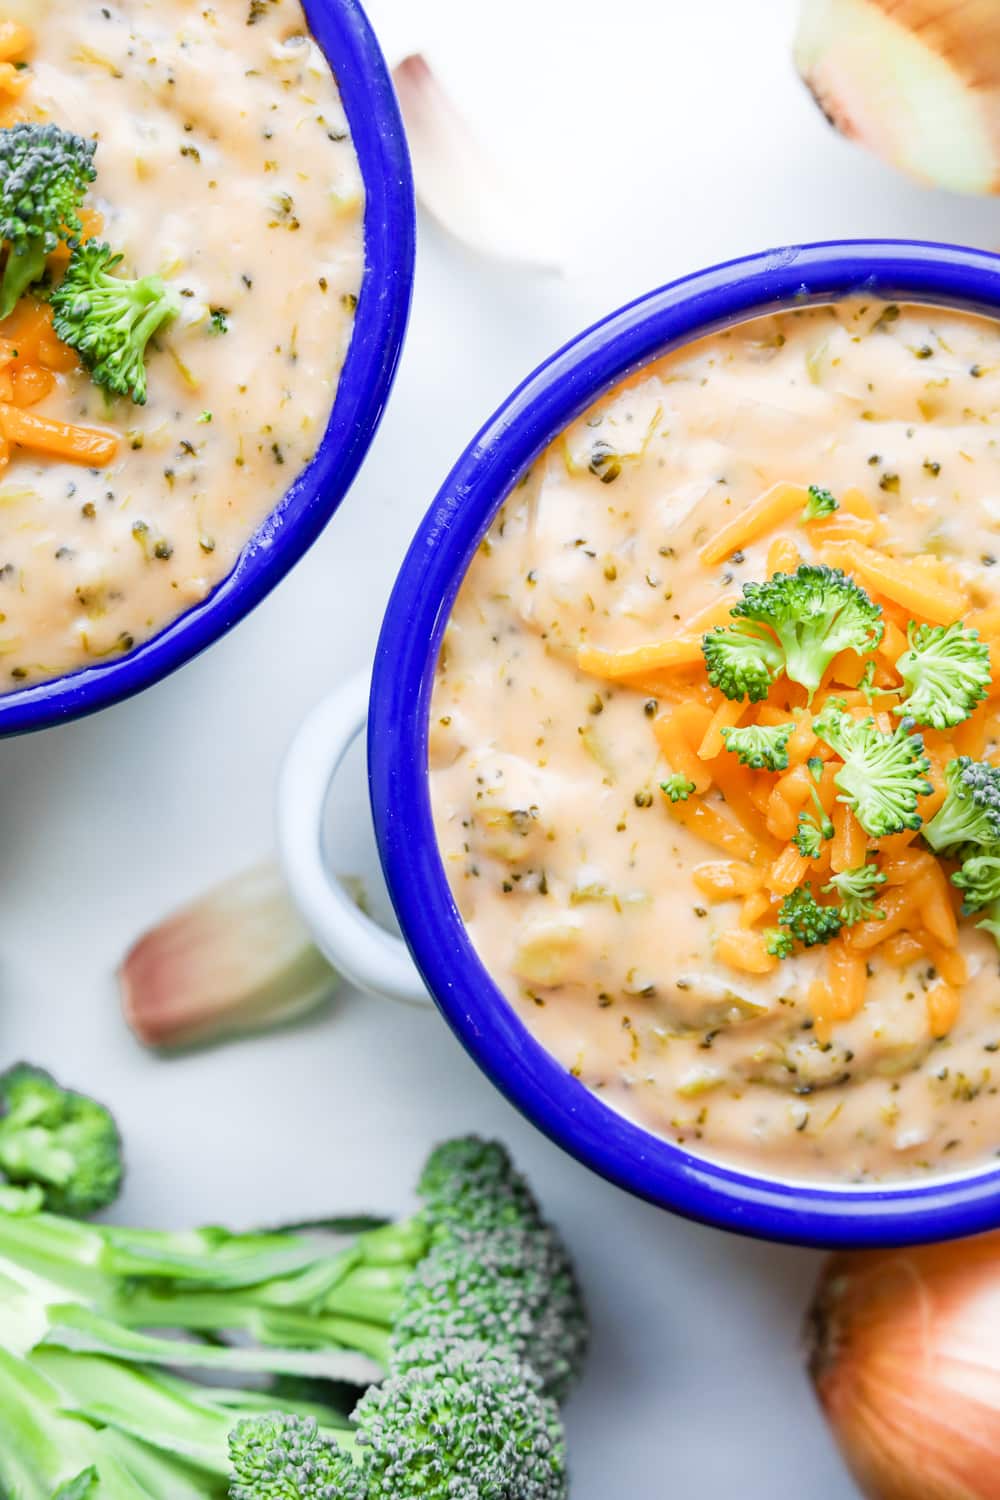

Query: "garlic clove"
<box><xmin>795</xmin><ymin>0</ymin><xmax>1000</xmax><ymax>195</ymax></box>
<box><xmin>119</xmin><ymin>860</ymin><xmax>339</xmax><ymax>1051</ymax></box>
<box><xmin>392</xmin><ymin>53</ymin><xmax>564</xmax><ymax>269</ymax></box>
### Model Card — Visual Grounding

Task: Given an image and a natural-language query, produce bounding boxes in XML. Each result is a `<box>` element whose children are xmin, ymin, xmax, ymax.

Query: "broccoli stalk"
<box><xmin>0</xmin><ymin>123</ymin><xmax>97</xmax><ymax>318</ymax></box>
<box><xmin>229</xmin><ymin>1344</ymin><xmax>567</xmax><ymax>1500</ymax></box>
<box><xmin>720</xmin><ymin>721</ymin><xmax>795</xmax><ymax>770</ymax></box>
<box><xmin>815</xmin><ymin>704</ymin><xmax>932</xmax><ymax>838</ymax></box>
<box><xmin>923</xmin><ymin>757</ymin><xmax>1000</xmax><ymax>855</ymax></box>
<box><xmin>822</xmin><ymin>863</ymin><xmax>887</xmax><ymax>925</ymax></box>
<box><xmin>51</xmin><ymin>241</ymin><xmax>180</xmax><ymax>405</ymax></box>
<box><xmin>703</xmin><ymin>565</ymin><xmax>883</xmax><ymax>702</ymax></box>
<box><xmin>894</xmin><ymin>620</ymin><xmax>991</xmax><ymax>730</ymax></box>
<box><xmin>0</xmin><ymin>1064</ymin><xmax>122</xmax><ymax>1217</ymax></box>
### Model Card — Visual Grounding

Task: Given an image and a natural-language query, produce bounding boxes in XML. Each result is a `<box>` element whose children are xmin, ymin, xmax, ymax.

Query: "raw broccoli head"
<box><xmin>720</xmin><ymin>721</ymin><xmax>795</xmax><ymax>771</ymax></box>
<box><xmin>815</xmin><ymin>706</ymin><xmax>932</xmax><ymax>838</ymax></box>
<box><xmin>701</xmin><ymin>621</ymin><xmax>783</xmax><ymax>703</ymax></box>
<box><xmin>229</xmin><ymin>1412</ymin><xmax>366</xmax><ymax>1500</ymax></box>
<box><xmin>776</xmin><ymin>884</ymin><xmax>843</xmax><ymax>947</ymax></box>
<box><xmin>895</xmin><ymin>620</ymin><xmax>991</xmax><ymax>730</ymax></box>
<box><xmin>822</xmin><ymin>863</ymin><xmax>886</xmax><ymax>926</ymax></box>
<box><xmin>802</xmin><ymin>484</ymin><xmax>839</xmax><ymax>521</ymax></box>
<box><xmin>355</xmin><ymin>1342</ymin><xmax>567</xmax><ymax>1500</ymax></box>
<box><xmin>418</xmin><ymin>1136</ymin><xmax>543</xmax><ymax>1238</ymax></box>
<box><xmin>392</xmin><ymin>1226</ymin><xmax>588</xmax><ymax>1403</ymax></box>
<box><xmin>660</xmin><ymin>772</ymin><xmax>696</xmax><ymax>803</ymax></box>
<box><xmin>50</xmin><ymin>240</ymin><xmax>180</xmax><ymax>404</ymax></box>
<box><xmin>0</xmin><ymin>123</ymin><xmax>97</xmax><ymax>317</ymax></box>
<box><xmin>923</xmin><ymin>757</ymin><xmax>1000</xmax><ymax>855</ymax></box>
<box><xmin>0</xmin><ymin>1064</ymin><xmax>122</xmax><ymax>1217</ymax></box>
<box><xmin>729</xmin><ymin>565</ymin><xmax>884</xmax><ymax>699</ymax></box>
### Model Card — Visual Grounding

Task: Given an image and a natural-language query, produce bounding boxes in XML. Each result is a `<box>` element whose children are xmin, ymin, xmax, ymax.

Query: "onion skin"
<box><xmin>808</xmin><ymin>1237</ymin><xmax>1000</xmax><ymax>1499</ymax></box>
<box><xmin>795</xmin><ymin>0</ymin><xmax>1000</xmax><ymax>194</ymax></box>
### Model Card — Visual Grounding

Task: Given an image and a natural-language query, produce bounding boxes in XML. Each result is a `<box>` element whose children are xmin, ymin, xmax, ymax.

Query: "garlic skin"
<box><xmin>795</xmin><ymin>0</ymin><xmax>1000</xmax><ymax>194</ymax></box>
<box><xmin>120</xmin><ymin>861</ymin><xmax>339</xmax><ymax>1051</ymax></box>
<box><xmin>808</xmin><ymin>1237</ymin><xmax>1000</xmax><ymax>1499</ymax></box>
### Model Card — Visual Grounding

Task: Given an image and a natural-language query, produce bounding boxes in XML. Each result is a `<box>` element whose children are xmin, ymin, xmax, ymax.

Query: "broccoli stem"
<box><xmin>0</xmin><ymin>241</ymin><xmax>47</xmax><ymax>320</ymax></box>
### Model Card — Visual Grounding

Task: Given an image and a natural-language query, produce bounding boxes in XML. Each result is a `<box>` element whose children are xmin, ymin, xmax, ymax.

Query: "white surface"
<box><xmin>3</xmin><ymin>0</ymin><xmax>998</xmax><ymax>1493</ymax></box>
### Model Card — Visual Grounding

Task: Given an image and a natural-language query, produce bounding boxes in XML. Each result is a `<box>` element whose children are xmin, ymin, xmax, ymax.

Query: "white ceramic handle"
<box><xmin>277</xmin><ymin>670</ymin><xmax>430</xmax><ymax>1005</ymax></box>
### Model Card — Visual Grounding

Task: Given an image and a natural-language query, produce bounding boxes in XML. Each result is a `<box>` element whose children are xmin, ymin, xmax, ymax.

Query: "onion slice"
<box><xmin>807</xmin><ymin>1235</ymin><xmax>1000</xmax><ymax>1498</ymax></box>
<box><xmin>392</xmin><ymin>53</ymin><xmax>563</xmax><ymax>268</ymax></box>
<box><xmin>795</xmin><ymin>0</ymin><xmax>1000</xmax><ymax>194</ymax></box>
<box><xmin>119</xmin><ymin>860</ymin><xmax>339</xmax><ymax>1051</ymax></box>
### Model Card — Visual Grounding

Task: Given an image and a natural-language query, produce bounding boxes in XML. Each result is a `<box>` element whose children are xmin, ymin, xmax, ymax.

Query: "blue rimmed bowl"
<box><xmin>279</xmin><ymin>240</ymin><xmax>1000</xmax><ymax>1248</ymax></box>
<box><xmin>0</xmin><ymin>0</ymin><xmax>414</xmax><ymax>736</ymax></box>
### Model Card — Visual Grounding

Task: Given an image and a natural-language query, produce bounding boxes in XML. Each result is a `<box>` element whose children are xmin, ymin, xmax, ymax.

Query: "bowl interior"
<box><xmin>371</xmin><ymin>239</ymin><xmax>1000</xmax><ymax>1248</ymax></box>
<box><xmin>0</xmin><ymin>0</ymin><xmax>414</xmax><ymax>737</ymax></box>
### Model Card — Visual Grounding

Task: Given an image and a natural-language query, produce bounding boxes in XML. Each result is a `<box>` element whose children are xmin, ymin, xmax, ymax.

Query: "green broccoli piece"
<box><xmin>701</xmin><ymin>621</ymin><xmax>783</xmax><ymax>703</ymax></box>
<box><xmin>814</xmin><ymin>705</ymin><xmax>932</xmax><ymax>838</ymax></box>
<box><xmin>923</xmin><ymin>757</ymin><xmax>1000</xmax><ymax>855</ymax></box>
<box><xmin>0</xmin><ymin>123</ymin><xmax>97</xmax><ymax>318</ymax></box>
<box><xmin>417</xmin><ymin>1135</ymin><xmax>543</xmax><ymax>1238</ymax></box>
<box><xmin>229</xmin><ymin>1412</ymin><xmax>366</xmax><ymax>1500</ymax></box>
<box><xmin>50</xmin><ymin>240</ymin><xmax>180</xmax><ymax>404</ymax></box>
<box><xmin>732</xmin><ymin>565</ymin><xmax>884</xmax><ymax>699</ymax></box>
<box><xmin>802</xmin><ymin>484</ymin><xmax>839</xmax><ymax>522</ymax></box>
<box><xmin>793</xmin><ymin>812</ymin><xmax>829</xmax><ymax>859</ymax></box>
<box><xmin>0</xmin><ymin>1064</ymin><xmax>122</xmax><ymax>1217</ymax></box>
<box><xmin>822</xmin><ymin>863</ymin><xmax>887</xmax><ymax>926</ymax></box>
<box><xmin>660</xmin><ymin>773</ymin><xmax>696</xmax><ymax>802</ymax></box>
<box><xmin>777</xmin><ymin>884</ymin><xmax>843</xmax><ymax>947</ymax></box>
<box><xmin>857</xmin><ymin>659</ymin><xmax>878</xmax><ymax>704</ymax></box>
<box><xmin>0</xmin><ymin>1181</ymin><xmax>44</xmax><ymax>1215</ymax></box>
<box><xmin>765</xmin><ymin>928</ymin><xmax>795</xmax><ymax>959</ymax></box>
<box><xmin>952</xmin><ymin>849</ymin><xmax>1000</xmax><ymax>945</ymax></box>
<box><xmin>720</xmin><ymin>721</ymin><xmax>795</xmax><ymax>770</ymax></box>
<box><xmin>894</xmin><ymin>621</ymin><xmax>991</xmax><ymax>730</ymax></box>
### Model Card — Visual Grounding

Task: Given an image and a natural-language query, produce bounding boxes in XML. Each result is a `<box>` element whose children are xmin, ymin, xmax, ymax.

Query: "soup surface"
<box><xmin>429</xmin><ymin>297</ymin><xmax>1000</xmax><ymax>1185</ymax></box>
<box><xmin>0</xmin><ymin>0</ymin><xmax>363</xmax><ymax>685</ymax></box>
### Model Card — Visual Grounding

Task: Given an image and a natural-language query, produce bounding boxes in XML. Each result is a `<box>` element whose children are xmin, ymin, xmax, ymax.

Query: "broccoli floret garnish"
<box><xmin>702</xmin><ymin>621</ymin><xmax>783</xmax><ymax>703</ymax></box>
<box><xmin>894</xmin><ymin>620</ymin><xmax>992</xmax><ymax>730</ymax></box>
<box><xmin>765</xmin><ymin>928</ymin><xmax>795</xmax><ymax>959</ymax></box>
<box><xmin>777</xmin><ymin>883</ymin><xmax>843</xmax><ymax>947</ymax></box>
<box><xmin>814</xmin><ymin>705</ymin><xmax>932</xmax><ymax>838</ymax></box>
<box><xmin>923</xmin><ymin>757</ymin><xmax>1000</xmax><ymax>855</ymax></box>
<box><xmin>720</xmin><ymin>721</ymin><xmax>795</xmax><ymax>771</ymax></box>
<box><xmin>0</xmin><ymin>123</ymin><xmax>97</xmax><ymax>318</ymax></box>
<box><xmin>50</xmin><ymin>240</ymin><xmax>180</xmax><ymax>404</ymax></box>
<box><xmin>857</xmin><ymin>659</ymin><xmax>878</xmax><ymax>704</ymax></box>
<box><xmin>230</xmin><ymin>1412</ymin><xmax>367</xmax><ymax>1500</ymax></box>
<box><xmin>822</xmin><ymin>863</ymin><xmax>887</xmax><ymax>926</ymax></box>
<box><xmin>732</xmin><ymin>565</ymin><xmax>884</xmax><ymax>699</ymax></box>
<box><xmin>793</xmin><ymin>812</ymin><xmax>831</xmax><ymax>859</ymax></box>
<box><xmin>952</xmin><ymin>848</ymin><xmax>1000</xmax><ymax>913</ymax></box>
<box><xmin>660</xmin><ymin>773</ymin><xmax>696</xmax><ymax>802</ymax></box>
<box><xmin>802</xmin><ymin>484</ymin><xmax>839</xmax><ymax>521</ymax></box>
<box><xmin>0</xmin><ymin>1064</ymin><xmax>122</xmax><ymax>1217</ymax></box>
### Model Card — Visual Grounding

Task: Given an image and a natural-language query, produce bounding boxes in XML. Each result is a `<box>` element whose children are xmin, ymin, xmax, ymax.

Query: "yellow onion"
<box><xmin>795</xmin><ymin>0</ymin><xmax>1000</xmax><ymax>194</ymax></box>
<box><xmin>807</xmin><ymin>1235</ymin><xmax>1000</xmax><ymax>1498</ymax></box>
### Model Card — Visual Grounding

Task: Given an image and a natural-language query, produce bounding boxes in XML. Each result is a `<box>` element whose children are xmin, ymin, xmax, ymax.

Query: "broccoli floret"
<box><xmin>894</xmin><ymin>621</ymin><xmax>991</xmax><ymax>730</ymax></box>
<box><xmin>777</xmin><ymin>884</ymin><xmax>843</xmax><ymax>947</ymax></box>
<box><xmin>356</xmin><ymin>1343</ymin><xmax>567</xmax><ymax>1500</ymax></box>
<box><xmin>765</xmin><ymin>928</ymin><xmax>795</xmax><ymax>959</ymax></box>
<box><xmin>0</xmin><ymin>1064</ymin><xmax>122</xmax><ymax>1217</ymax></box>
<box><xmin>923</xmin><ymin>757</ymin><xmax>1000</xmax><ymax>855</ymax></box>
<box><xmin>720</xmin><ymin>721</ymin><xmax>795</xmax><ymax>771</ymax></box>
<box><xmin>951</xmin><ymin>847</ymin><xmax>1000</xmax><ymax>931</ymax></box>
<box><xmin>802</xmin><ymin>484</ymin><xmax>839</xmax><ymax>522</ymax></box>
<box><xmin>814</xmin><ymin>706</ymin><xmax>932</xmax><ymax>838</ymax></box>
<box><xmin>417</xmin><ymin>1136</ymin><xmax>543</xmax><ymax>1238</ymax></box>
<box><xmin>793</xmin><ymin>813</ymin><xmax>829</xmax><ymax>859</ymax></box>
<box><xmin>727</xmin><ymin>565</ymin><xmax>884</xmax><ymax>699</ymax></box>
<box><xmin>660</xmin><ymin>773</ymin><xmax>696</xmax><ymax>802</ymax></box>
<box><xmin>702</xmin><ymin>622</ymin><xmax>783</xmax><ymax>703</ymax></box>
<box><xmin>391</xmin><ymin>1227</ymin><xmax>587</xmax><ymax>1403</ymax></box>
<box><xmin>822</xmin><ymin>863</ymin><xmax>887</xmax><ymax>926</ymax></box>
<box><xmin>229</xmin><ymin>1412</ymin><xmax>366</xmax><ymax>1500</ymax></box>
<box><xmin>0</xmin><ymin>123</ymin><xmax>97</xmax><ymax>318</ymax></box>
<box><xmin>50</xmin><ymin>240</ymin><xmax>180</xmax><ymax>404</ymax></box>
<box><xmin>0</xmin><ymin>1181</ymin><xmax>44</xmax><ymax>1215</ymax></box>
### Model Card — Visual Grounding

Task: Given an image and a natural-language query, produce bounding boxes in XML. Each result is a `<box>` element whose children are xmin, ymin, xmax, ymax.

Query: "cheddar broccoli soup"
<box><xmin>0</xmin><ymin>2</ymin><xmax>363</xmax><ymax>685</ymax></box>
<box><xmin>429</xmin><ymin>298</ymin><xmax>1000</xmax><ymax>1185</ymax></box>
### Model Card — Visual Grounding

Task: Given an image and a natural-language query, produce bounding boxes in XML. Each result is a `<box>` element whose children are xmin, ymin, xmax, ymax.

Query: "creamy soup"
<box><xmin>429</xmin><ymin>298</ymin><xmax>1000</xmax><ymax>1185</ymax></box>
<box><xmin>0</xmin><ymin>0</ymin><xmax>363</xmax><ymax>684</ymax></box>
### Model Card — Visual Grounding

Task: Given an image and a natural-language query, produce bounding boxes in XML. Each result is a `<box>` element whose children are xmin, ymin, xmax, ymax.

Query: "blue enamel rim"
<box><xmin>372</xmin><ymin>240</ymin><xmax>1000</xmax><ymax>1249</ymax></box>
<box><xmin>0</xmin><ymin>0</ymin><xmax>414</xmax><ymax>736</ymax></box>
